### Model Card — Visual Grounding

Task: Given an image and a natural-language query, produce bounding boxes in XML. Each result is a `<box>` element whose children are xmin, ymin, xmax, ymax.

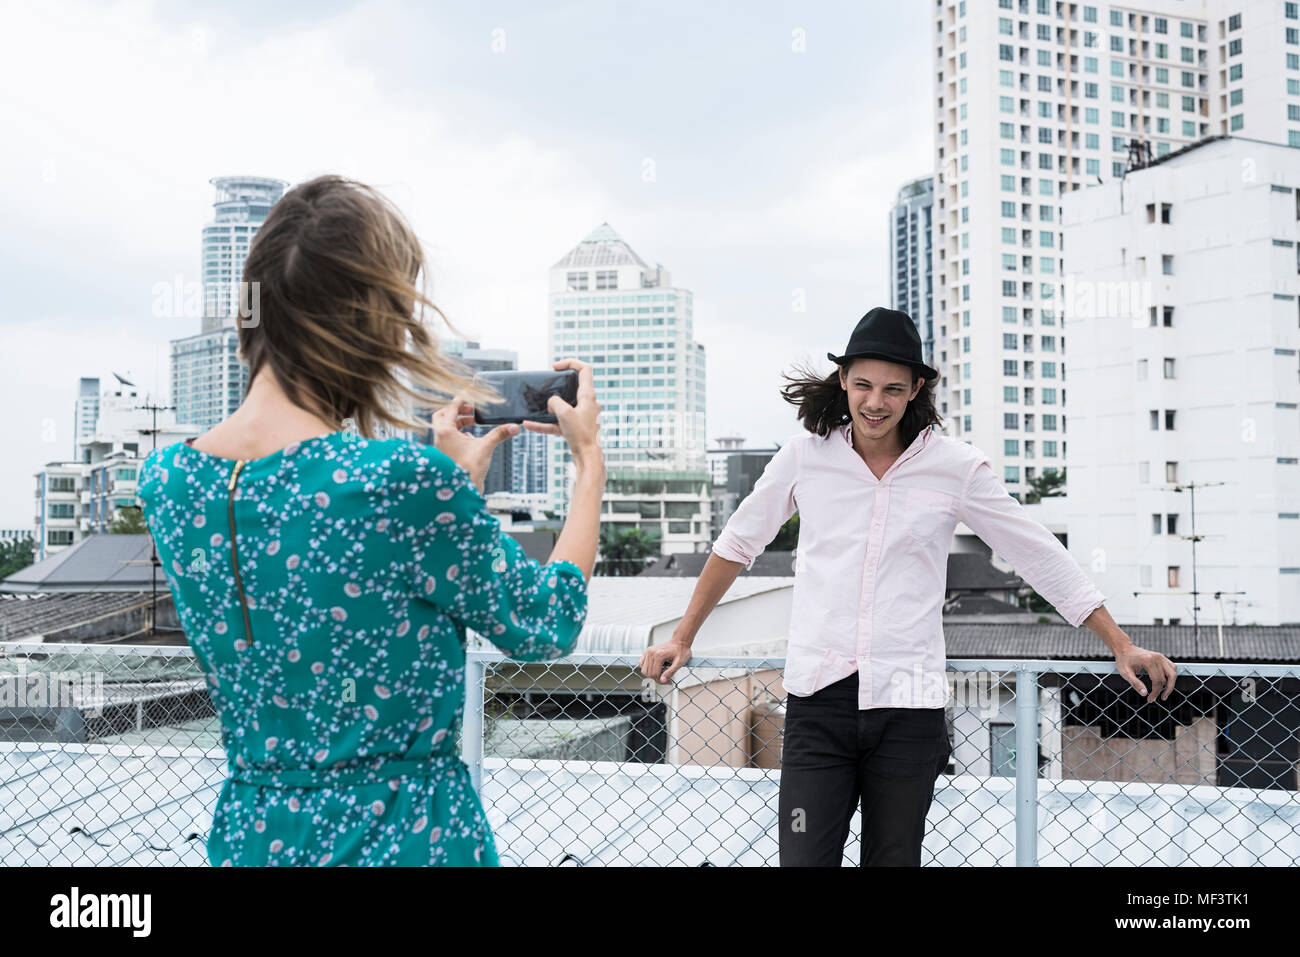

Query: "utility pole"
<box><xmin>133</xmin><ymin>401</ymin><xmax>174</xmax><ymax>638</ymax></box>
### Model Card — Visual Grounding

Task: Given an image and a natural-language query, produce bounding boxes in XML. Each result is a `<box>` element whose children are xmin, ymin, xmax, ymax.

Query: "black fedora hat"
<box><xmin>827</xmin><ymin>306</ymin><xmax>939</xmax><ymax>383</ymax></box>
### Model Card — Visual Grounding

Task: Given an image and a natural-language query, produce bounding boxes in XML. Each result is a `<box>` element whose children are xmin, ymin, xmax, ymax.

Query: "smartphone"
<box><xmin>472</xmin><ymin>370</ymin><xmax>578</xmax><ymax>426</ymax></box>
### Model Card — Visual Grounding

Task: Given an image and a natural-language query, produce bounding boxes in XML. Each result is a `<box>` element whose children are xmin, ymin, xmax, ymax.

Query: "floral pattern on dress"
<box><xmin>136</xmin><ymin>432</ymin><xmax>587</xmax><ymax>866</ymax></box>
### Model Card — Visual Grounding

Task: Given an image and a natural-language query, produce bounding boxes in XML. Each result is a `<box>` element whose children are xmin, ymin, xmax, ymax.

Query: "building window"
<box><xmin>566</xmin><ymin>271</ymin><xmax>588</xmax><ymax>291</ymax></box>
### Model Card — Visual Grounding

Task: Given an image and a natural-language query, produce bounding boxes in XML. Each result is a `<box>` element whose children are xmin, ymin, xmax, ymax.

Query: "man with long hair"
<box><xmin>639</xmin><ymin>306</ymin><xmax>1175</xmax><ymax>866</ymax></box>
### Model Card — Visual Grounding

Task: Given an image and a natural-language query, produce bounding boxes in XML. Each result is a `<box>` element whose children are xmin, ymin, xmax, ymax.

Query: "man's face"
<box><xmin>839</xmin><ymin>358</ymin><xmax>922</xmax><ymax>438</ymax></box>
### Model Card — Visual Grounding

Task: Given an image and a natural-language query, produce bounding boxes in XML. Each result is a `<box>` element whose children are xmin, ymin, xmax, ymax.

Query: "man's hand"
<box><xmin>1114</xmin><ymin>642</ymin><xmax>1177</xmax><ymax>703</ymax></box>
<box><xmin>430</xmin><ymin>393</ymin><xmax>518</xmax><ymax>494</ymax></box>
<box><xmin>639</xmin><ymin>637</ymin><xmax>693</xmax><ymax>685</ymax></box>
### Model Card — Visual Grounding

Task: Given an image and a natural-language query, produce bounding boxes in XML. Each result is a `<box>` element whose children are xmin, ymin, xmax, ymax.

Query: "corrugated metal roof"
<box><xmin>567</xmin><ymin>576</ymin><xmax>792</xmax><ymax>654</ymax></box>
<box><xmin>0</xmin><ymin>746</ymin><xmax>219</xmax><ymax>866</ymax></box>
<box><xmin>8</xmin><ymin>748</ymin><xmax>1293</xmax><ymax>866</ymax></box>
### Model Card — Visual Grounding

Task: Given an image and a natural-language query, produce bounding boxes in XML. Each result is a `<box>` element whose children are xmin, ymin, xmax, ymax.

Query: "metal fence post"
<box><xmin>462</xmin><ymin>654</ymin><xmax>485</xmax><ymax>793</ymax></box>
<box><xmin>1015</xmin><ymin>663</ymin><xmax>1039</xmax><ymax>866</ymax></box>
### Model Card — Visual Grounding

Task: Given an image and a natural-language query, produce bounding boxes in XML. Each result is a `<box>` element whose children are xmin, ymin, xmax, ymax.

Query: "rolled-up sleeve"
<box><xmin>711</xmin><ymin>439</ymin><xmax>799</xmax><ymax>571</ymax></box>
<box><xmin>401</xmin><ymin>443</ymin><xmax>587</xmax><ymax>661</ymax></box>
<box><xmin>957</xmin><ymin>454</ymin><xmax>1106</xmax><ymax>627</ymax></box>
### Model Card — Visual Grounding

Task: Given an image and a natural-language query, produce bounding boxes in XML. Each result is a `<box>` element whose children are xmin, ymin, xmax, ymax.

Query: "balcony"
<box><xmin>2</xmin><ymin>644</ymin><xmax>1296</xmax><ymax>866</ymax></box>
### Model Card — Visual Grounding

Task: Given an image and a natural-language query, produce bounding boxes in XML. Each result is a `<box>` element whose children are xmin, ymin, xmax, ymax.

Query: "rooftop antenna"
<box><xmin>125</xmin><ymin>400</ymin><xmax>175</xmax><ymax>638</ymax></box>
<box><xmin>1131</xmin><ymin>479</ymin><xmax>1231</xmax><ymax>646</ymax></box>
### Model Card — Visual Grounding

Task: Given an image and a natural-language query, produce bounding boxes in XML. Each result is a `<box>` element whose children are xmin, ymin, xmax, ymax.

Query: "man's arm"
<box><xmin>957</xmin><ymin>456</ymin><xmax>1176</xmax><ymax>703</ymax></box>
<box><xmin>956</xmin><ymin>457</ymin><xmax>1106</xmax><ymax>628</ymax></box>
<box><xmin>1082</xmin><ymin>604</ymin><xmax>1176</xmax><ymax>703</ymax></box>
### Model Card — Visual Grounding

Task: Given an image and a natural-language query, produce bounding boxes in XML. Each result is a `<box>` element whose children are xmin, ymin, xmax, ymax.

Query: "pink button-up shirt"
<box><xmin>710</xmin><ymin>421</ymin><xmax>1107</xmax><ymax>710</ymax></box>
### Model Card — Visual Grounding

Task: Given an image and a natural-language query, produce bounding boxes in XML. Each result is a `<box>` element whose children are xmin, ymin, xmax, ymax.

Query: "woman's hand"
<box><xmin>430</xmin><ymin>395</ymin><xmax>519</xmax><ymax>494</ymax></box>
<box><xmin>517</xmin><ymin>358</ymin><xmax>604</xmax><ymax>470</ymax></box>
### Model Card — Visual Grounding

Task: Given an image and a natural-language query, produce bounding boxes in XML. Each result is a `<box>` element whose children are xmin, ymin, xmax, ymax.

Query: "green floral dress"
<box><xmin>136</xmin><ymin>431</ymin><xmax>588</xmax><ymax>866</ymax></box>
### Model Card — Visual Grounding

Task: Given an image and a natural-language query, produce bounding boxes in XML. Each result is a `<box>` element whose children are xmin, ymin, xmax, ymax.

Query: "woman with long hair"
<box><xmin>137</xmin><ymin>174</ymin><xmax>606</xmax><ymax>866</ymax></box>
<box><xmin>639</xmin><ymin>306</ymin><xmax>1175</xmax><ymax>866</ymax></box>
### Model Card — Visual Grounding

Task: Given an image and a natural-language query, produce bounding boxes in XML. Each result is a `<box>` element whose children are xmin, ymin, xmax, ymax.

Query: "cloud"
<box><xmin>0</xmin><ymin>0</ymin><xmax>933</xmax><ymax>528</ymax></box>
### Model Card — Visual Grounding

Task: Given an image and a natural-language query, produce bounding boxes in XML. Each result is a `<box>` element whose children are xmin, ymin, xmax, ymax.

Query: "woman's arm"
<box><xmin>404</xmin><ymin>445</ymin><xmax>588</xmax><ymax>662</ymax></box>
<box><xmin>546</xmin><ymin>458</ymin><xmax>606</xmax><ymax>582</ymax></box>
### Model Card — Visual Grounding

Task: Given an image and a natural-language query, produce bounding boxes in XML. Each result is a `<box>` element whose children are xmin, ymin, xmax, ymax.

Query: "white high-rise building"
<box><xmin>200</xmin><ymin>176</ymin><xmax>289</xmax><ymax>331</ymax></box>
<box><xmin>548</xmin><ymin>224</ymin><xmax>711</xmax><ymax>558</ymax></box>
<box><xmin>1061</xmin><ymin>135</ymin><xmax>1299</xmax><ymax>626</ymax></box>
<box><xmin>932</xmin><ymin>0</ymin><xmax>1300</xmax><ymax>501</ymax></box>
<box><xmin>170</xmin><ymin>176</ymin><xmax>287</xmax><ymax>431</ymax></box>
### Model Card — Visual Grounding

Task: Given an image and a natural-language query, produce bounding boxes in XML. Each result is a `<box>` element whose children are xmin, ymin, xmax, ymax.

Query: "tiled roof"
<box><xmin>2</xmin><ymin>534</ymin><xmax>158</xmax><ymax>592</ymax></box>
<box><xmin>945</xmin><ymin>553</ymin><xmax>1024</xmax><ymax>590</ymax></box>
<box><xmin>943</xmin><ymin>623</ymin><xmax>1300</xmax><ymax>662</ymax></box>
<box><xmin>0</xmin><ymin>590</ymin><xmax>167</xmax><ymax>642</ymax></box>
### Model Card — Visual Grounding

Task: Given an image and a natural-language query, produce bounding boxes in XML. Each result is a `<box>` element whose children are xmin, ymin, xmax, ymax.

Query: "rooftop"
<box><xmin>552</xmin><ymin>223</ymin><xmax>649</xmax><ymax>270</ymax></box>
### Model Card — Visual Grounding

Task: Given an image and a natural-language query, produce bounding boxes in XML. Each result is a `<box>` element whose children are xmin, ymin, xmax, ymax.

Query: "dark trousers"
<box><xmin>778</xmin><ymin>672</ymin><xmax>951</xmax><ymax>866</ymax></box>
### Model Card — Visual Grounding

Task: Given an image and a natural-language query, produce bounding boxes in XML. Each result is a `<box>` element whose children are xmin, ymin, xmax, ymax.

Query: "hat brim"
<box><xmin>829</xmin><ymin>351</ymin><xmax>940</xmax><ymax>383</ymax></box>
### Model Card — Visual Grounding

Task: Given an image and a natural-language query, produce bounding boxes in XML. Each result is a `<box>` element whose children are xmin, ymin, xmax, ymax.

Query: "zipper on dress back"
<box><xmin>227</xmin><ymin>459</ymin><xmax>254</xmax><ymax>646</ymax></box>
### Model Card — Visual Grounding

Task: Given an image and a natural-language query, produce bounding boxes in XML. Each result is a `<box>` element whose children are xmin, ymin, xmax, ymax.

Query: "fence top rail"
<box><xmin>4</xmin><ymin>643</ymin><xmax>1298</xmax><ymax>679</ymax></box>
<box><xmin>468</xmin><ymin>653</ymin><xmax>1300</xmax><ymax>679</ymax></box>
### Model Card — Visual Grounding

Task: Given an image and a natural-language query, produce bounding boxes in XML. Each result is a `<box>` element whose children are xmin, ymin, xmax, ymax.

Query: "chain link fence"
<box><xmin>2</xmin><ymin>642</ymin><xmax>1297</xmax><ymax>865</ymax></box>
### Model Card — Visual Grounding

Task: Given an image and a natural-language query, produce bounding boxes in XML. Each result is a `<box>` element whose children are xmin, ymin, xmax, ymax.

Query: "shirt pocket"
<box><xmin>900</xmin><ymin>488</ymin><xmax>955</xmax><ymax>546</ymax></box>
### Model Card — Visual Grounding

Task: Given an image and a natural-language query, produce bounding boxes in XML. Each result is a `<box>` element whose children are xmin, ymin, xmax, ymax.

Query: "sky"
<box><xmin>0</xmin><ymin>0</ymin><xmax>933</xmax><ymax>528</ymax></box>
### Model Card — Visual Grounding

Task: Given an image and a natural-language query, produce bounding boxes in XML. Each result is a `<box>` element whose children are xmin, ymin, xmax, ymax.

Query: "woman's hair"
<box><xmin>779</xmin><ymin>357</ymin><xmax>943</xmax><ymax>448</ymax></box>
<box><xmin>237</xmin><ymin>174</ymin><xmax>504</xmax><ymax>439</ymax></box>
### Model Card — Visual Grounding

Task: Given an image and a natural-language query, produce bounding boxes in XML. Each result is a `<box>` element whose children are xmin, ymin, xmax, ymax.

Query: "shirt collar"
<box><xmin>838</xmin><ymin>420</ymin><xmax>934</xmax><ymax>476</ymax></box>
<box><xmin>839</xmin><ymin>420</ymin><xmax>933</xmax><ymax>452</ymax></box>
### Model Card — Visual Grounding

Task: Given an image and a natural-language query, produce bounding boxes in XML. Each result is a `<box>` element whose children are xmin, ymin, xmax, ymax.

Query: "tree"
<box><xmin>108</xmin><ymin>506</ymin><xmax>147</xmax><ymax>534</ymax></box>
<box><xmin>1019</xmin><ymin>586</ymin><xmax>1054</xmax><ymax>615</ymax></box>
<box><xmin>0</xmin><ymin>535</ymin><xmax>35</xmax><ymax>580</ymax></box>
<box><xmin>770</xmin><ymin>512</ymin><xmax>800</xmax><ymax>551</ymax></box>
<box><xmin>1025</xmin><ymin>467</ymin><xmax>1066</xmax><ymax>504</ymax></box>
<box><xmin>597</xmin><ymin>525</ymin><xmax>660</xmax><ymax>576</ymax></box>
